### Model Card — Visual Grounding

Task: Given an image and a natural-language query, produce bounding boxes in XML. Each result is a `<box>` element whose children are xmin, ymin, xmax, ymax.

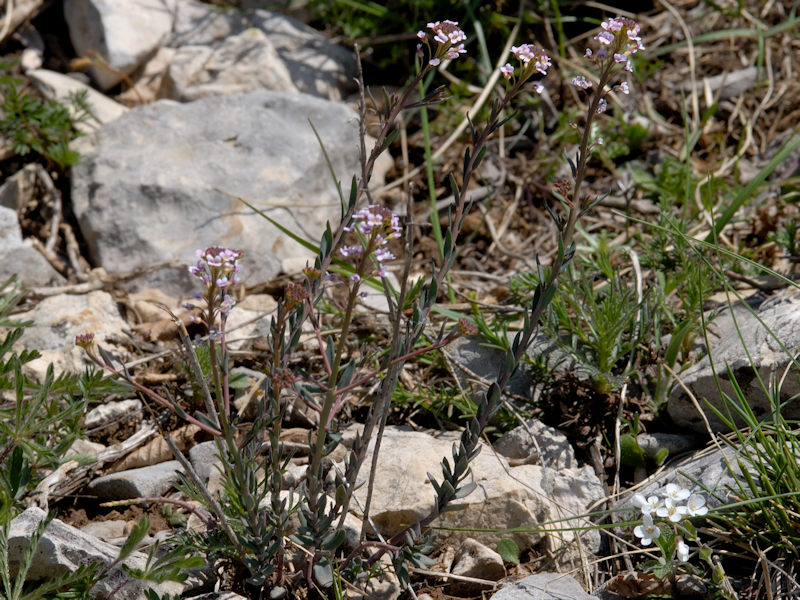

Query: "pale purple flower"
<box><xmin>422</xmin><ymin>20</ymin><xmax>467</xmax><ymax>65</ymax></box>
<box><xmin>532</xmin><ymin>82</ymin><xmax>544</xmax><ymax>94</ymax></box>
<box><xmin>350</xmin><ymin>273</ymin><xmax>361</xmax><ymax>283</ymax></box>
<box><xmin>584</xmin><ymin>48</ymin><xmax>593</xmax><ymax>58</ymax></box>
<box><xmin>596</xmin><ymin>98</ymin><xmax>608</xmax><ymax>113</ymax></box>
<box><xmin>614</xmin><ymin>53</ymin><xmax>626</xmax><ymax>63</ymax></box>
<box><xmin>427</xmin><ymin>20</ymin><xmax>467</xmax><ymax>44</ymax></box>
<box><xmin>511</xmin><ymin>44</ymin><xmax>551</xmax><ymax>75</ymax></box>
<box><xmin>374</xmin><ymin>247</ymin><xmax>395</xmax><ymax>262</ymax></box>
<box><xmin>595</xmin><ymin>17</ymin><xmax>645</xmax><ymax>56</ymax></box>
<box><xmin>500</xmin><ymin>63</ymin><xmax>514</xmax><ymax>79</ymax></box>
<box><xmin>618</xmin><ymin>81</ymin><xmax>630</xmax><ymax>94</ymax></box>
<box><xmin>190</xmin><ymin>247</ymin><xmax>243</xmax><ymax>290</ymax></box>
<box><xmin>446</xmin><ymin>44</ymin><xmax>466</xmax><ymax>59</ymax></box>
<box><xmin>595</xmin><ymin>30</ymin><xmax>615</xmax><ymax>45</ymax></box>
<box><xmin>572</xmin><ymin>75</ymin><xmax>591</xmax><ymax>89</ymax></box>
<box><xmin>339</xmin><ymin>245</ymin><xmax>363</xmax><ymax>258</ymax></box>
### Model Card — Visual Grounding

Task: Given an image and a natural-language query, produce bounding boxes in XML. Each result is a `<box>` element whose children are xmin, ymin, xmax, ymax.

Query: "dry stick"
<box><xmin>33</xmin><ymin>164</ymin><xmax>62</xmax><ymax>254</ymax></box>
<box><xmin>100</xmin><ymin>496</ymin><xmax>213</xmax><ymax>526</ymax></box>
<box><xmin>659</xmin><ymin>0</ymin><xmax>700</xmax><ymax>129</ymax></box>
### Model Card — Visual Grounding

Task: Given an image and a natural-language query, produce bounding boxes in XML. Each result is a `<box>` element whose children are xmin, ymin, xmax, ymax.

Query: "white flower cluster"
<box><xmin>631</xmin><ymin>484</ymin><xmax>708</xmax><ymax>562</ymax></box>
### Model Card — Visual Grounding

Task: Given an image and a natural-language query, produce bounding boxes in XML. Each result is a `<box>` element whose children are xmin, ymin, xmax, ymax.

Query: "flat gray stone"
<box><xmin>64</xmin><ymin>0</ymin><xmax>175</xmax><ymax>90</ymax></box>
<box><xmin>490</xmin><ymin>572</ymin><xmax>598</xmax><ymax>600</ymax></box>
<box><xmin>0</xmin><ymin>204</ymin><xmax>63</xmax><ymax>287</ymax></box>
<box><xmin>88</xmin><ymin>460</ymin><xmax>184</xmax><ymax>499</ymax></box>
<box><xmin>71</xmin><ymin>90</ymin><xmax>366</xmax><ymax>294</ymax></box>
<box><xmin>167</xmin><ymin>0</ymin><xmax>355</xmax><ymax>101</ymax></box>
<box><xmin>84</xmin><ymin>399</ymin><xmax>143</xmax><ymax>429</ymax></box>
<box><xmin>8</xmin><ymin>507</ymin><xmax>183</xmax><ymax>600</ymax></box>
<box><xmin>350</xmin><ymin>426</ymin><xmax>605</xmax><ymax>561</ymax></box>
<box><xmin>16</xmin><ymin>290</ymin><xmax>129</xmax><ymax>379</ymax></box>
<box><xmin>494</xmin><ymin>418</ymin><xmax>577</xmax><ymax>469</ymax></box>
<box><xmin>668</xmin><ymin>291</ymin><xmax>800</xmax><ymax>432</ymax></box>
<box><xmin>189</xmin><ymin>440</ymin><xmax>220</xmax><ymax>484</ymax></box>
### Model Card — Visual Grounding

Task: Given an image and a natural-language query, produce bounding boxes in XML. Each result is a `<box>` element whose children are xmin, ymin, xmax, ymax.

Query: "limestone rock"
<box><xmin>71</xmin><ymin>91</ymin><xmax>368</xmax><ymax>294</ymax></box>
<box><xmin>26</xmin><ymin>69</ymin><xmax>128</xmax><ymax>131</ymax></box>
<box><xmin>7</xmin><ymin>507</ymin><xmax>183</xmax><ymax>600</ymax></box>
<box><xmin>350</xmin><ymin>426</ymin><xmax>605</xmax><ymax>561</ymax></box>
<box><xmin>0</xmin><ymin>205</ymin><xmax>63</xmax><ymax>287</ymax></box>
<box><xmin>490</xmin><ymin>572</ymin><xmax>598</xmax><ymax>599</ymax></box>
<box><xmin>84</xmin><ymin>399</ymin><xmax>143</xmax><ymax>429</ymax></box>
<box><xmin>166</xmin><ymin>0</ymin><xmax>355</xmax><ymax>101</ymax></box>
<box><xmin>160</xmin><ymin>27</ymin><xmax>298</xmax><ymax>101</ymax></box>
<box><xmin>15</xmin><ymin>290</ymin><xmax>129</xmax><ymax>378</ymax></box>
<box><xmin>668</xmin><ymin>291</ymin><xmax>800</xmax><ymax>432</ymax></box>
<box><xmin>88</xmin><ymin>460</ymin><xmax>184</xmax><ymax>499</ymax></box>
<box><xmin>450</xmin><ymin>538</ymin><xmax>505</xmax><ymax>593</ymax></box>
<box><xmin>64</xmin><ymin>0</ymin><xmax>175</xmax><ymax>90</ymax></box>
<box><xmin>494</xmin><ymin>418</ymin><xmax>577</xmax><ymax>469</ymax></box>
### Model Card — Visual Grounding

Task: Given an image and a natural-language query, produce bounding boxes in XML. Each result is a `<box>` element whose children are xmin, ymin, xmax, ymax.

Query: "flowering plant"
<box><xmin>76</xmin><ymin>11</ymin><xmax>652</xmax><ymax>597</ymax></box>
<box><xmin>632</xmin><ymin>484</ymin><xmax>709</xmax><ymax>577</ymax></box>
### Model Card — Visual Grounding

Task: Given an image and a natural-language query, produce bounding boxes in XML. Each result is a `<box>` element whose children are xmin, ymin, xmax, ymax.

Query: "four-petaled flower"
<box><xmin>686</xmin><ymin>493</ymin><xmax>708</xmax><ymax>516</ymax></box>
<box><xmin>572</xmin><ymin>75</ymin><xmax>592</xmax><ymax>89</ymax></box>
<box><xmin>665</xmin><ymin>483</ymin><xmax>691</xmax><ymax>504</ymax></box>
<box><xmin>189</xmin><ymin>246</ymin><xmax>243</xmax><ymax>291</ymax></box>
<box><xmin>633</xmin><ymin>514</ymin><xmax>661</xmax><ymax>546</ymax></box>
<box><xmin>656</xmin><ymin>497</ymin><xmax>688</xmax><ymax>523</ymax></box>
<box><xmin>631</xmin><ymin>485</ymin><xmax>708</xmax><ymax>565</ymax></box>
<box><xmin>632</xmin><ymin>493</ymin><xmax>662</xmax><ymax>515</ymax></box>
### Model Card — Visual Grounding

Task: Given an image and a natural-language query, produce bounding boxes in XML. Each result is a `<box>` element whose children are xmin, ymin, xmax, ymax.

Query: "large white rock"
<box><xmin>349</xmin><ymin>426</ymin><xmax>605</xmax><ymax>561</ymax></box>
<box><xmin>7</xmin><ymin>507</ymin><xmax>183</xmax><ymax>600</ymax></box>
<box><xmin>64</xmin><ymin>0</ymin><xmax>175</xmax><ymax>90</ymax></box>
<box><xmin>15</xmin><ymin>290</ymin><xmax>129</xmax><ymax>378</ymax></box>
<box><xmin>70</xmin><ymin>90</ymin><xmax>367</xmax><ymax>294</ymax></box>
<box><xmin>88</xmin><ymin>460</ymin><xmax>184</xmax><ymax>499</ymax></box>
<box><xmin>668</xmin><ymin>290</ymin><xmax>800</xmax><ymax>432</ymax></box>
<box><xmin>160</xmin><ymin>27</ymin><xmax>298</xmax><ymax>101</ymax></box>
<box><xmin>164</xmin><ymin>0</ymin><xmax>355</xmax><ymax>101</ymax></box>
<box><xmin>26</xmin><ymin>69</ymin><xmax>128</xmax><ymax>131</ymax></box>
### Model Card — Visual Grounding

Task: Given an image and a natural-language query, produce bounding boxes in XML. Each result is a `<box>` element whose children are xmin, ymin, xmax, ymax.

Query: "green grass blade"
<box><xmin>705</xmin><ymin>130</ymin><xmax>800</xmax><ymax>241</ymax></box>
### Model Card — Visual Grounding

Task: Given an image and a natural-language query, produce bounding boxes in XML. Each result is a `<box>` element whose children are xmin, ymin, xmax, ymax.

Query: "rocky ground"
<box><xmin>1</xmin><ymin>1</ymin><xmax>799</xmax><ymax>599</ymax></box>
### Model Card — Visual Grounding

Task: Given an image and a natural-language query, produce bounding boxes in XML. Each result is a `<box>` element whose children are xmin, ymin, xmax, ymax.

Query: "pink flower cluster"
<box><xmin>341</xmin><ymin>205</ymin><xmax>401</xmax><ymax>278</ymax></box>
<box><xmin>500</xmin><ymin>43</ymin><xmax>551</xmax><ymax>93</ymax></box>
<box><xmin>585</xmin><ymin>17</ymin><xmax>644</xmax><ymax>73</ymax></box>
<box><xmin>189</xmin><ymin>246</ymin><xmax>243</xmax><ymax>291</ymax></box>
<box><xmin>417</xmin><ymin>20</ymin><xmax>467</xmax><ymax>66</ymax></box>
<box><xmin>511</xmin><ymin>44</ymin><xmax>552</xmax><ymax>74</ymax></box>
